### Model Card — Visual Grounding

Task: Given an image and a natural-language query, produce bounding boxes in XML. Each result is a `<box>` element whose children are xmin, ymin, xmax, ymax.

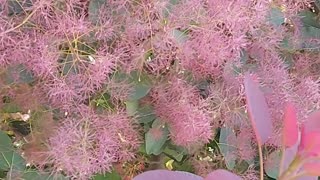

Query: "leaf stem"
<box><xmin>258</xmin><ymin>143</ymin><xmax>264</xmax><ymax>180</ymax></box>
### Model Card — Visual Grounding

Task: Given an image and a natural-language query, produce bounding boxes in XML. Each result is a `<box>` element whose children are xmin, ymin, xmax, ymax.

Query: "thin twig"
<box><xmin>0</xmin><ymin>9</ymin><xmax>37</xmax><ymax>36</ymax></box>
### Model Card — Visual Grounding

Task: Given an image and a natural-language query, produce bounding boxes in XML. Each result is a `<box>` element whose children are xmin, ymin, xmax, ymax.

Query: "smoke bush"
<box><xmin>1</xmin><ymin>0</ymin><xmax>320</xmax><ymax>179</ymax></box>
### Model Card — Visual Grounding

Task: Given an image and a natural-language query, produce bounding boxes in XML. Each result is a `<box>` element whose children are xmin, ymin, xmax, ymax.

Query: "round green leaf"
<box><xmin>112</xmin><ymin>71</ymin><xmax>152</xmax><ymax>101</ymax></box>
<box><xmin>88</xmin><ymin>0</ymin><xmax>106</xmax><ymax>24</ymax></box>
<box><xmin>128</xmin><ymin>83</ymin><xmax>151</xmax><ymax>101</ymax></box>
<box><xmin>145</xmin><ymin>119</ymin><xmax>169</xmax><ymax>155</ymax></box>
<box><xmin>268</xmin><ymin>7</ymin><xmax>284</xmax><ymax>27</ymax></box>
<box><xmin>92</xmin><ymin>170</ymin><xmax>121</xmax><ymax>180</ymax></box>
<box><xmin>22</xmin><ymin>170</ymin><xmax>67</xmax><ymax>180</ymax></box>
<box><xmin>163</xmin><ymin>147</ymin><xmax>184</xmax><ymax>162</ymax></box>
<box><xmin>265</xmin><ymin>150</ymin><xmax>281</xmax><ymax>179</ymax></box>
<box><xmin>7</xmin><ymin>0</ymin><xmax>32</xmax><ymax>16</ymax></box>
<box><xmin>300</xmin><ymin>10</ymin><xmax>320</xmax><ymax>29</ymax></box>
<box><xmin>301</xmin><ymin>26</ymin><xmax>320</xmax><ymax>39</ymax></box>
<box><xmin>136</xmin><ymin>105</ymin><xmax>157</xmax><ymax>124</ymax></box>
<box><xmin>0</xmin><ymin>151</ymin><xmax>26</xmax><ymax>171</ymax></box>
<box><xmin>234</xmin><ymin>160</ymin><xmax>250</xmax><ymax>174</ymax></box>
<box><xmin>0</xmin><ymin>131</ymin><xmax>12</xmax><ymax>151</ymax></box>
<box><xmin>172</xmin><ymin>29</ymin><xmax>188</xmax><ymax>44</ymax></box>
<box><xmin>125</xmin><ymin>100</ymin><xmax>139</xmax><ymax>116</ymax></box>
<box><xmin>4</xmin><ymin>64</ymin><xmax>34</xmax><ymax>84</ymax></box>
<box><xmin>219</xmin><ymin>127</ymin><xmax>237</xmax><ymax>170</ymax></box>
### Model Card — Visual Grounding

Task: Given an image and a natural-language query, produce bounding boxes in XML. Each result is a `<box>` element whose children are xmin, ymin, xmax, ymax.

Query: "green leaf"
<box><xmin>300</xmin><ymin>10</ymin><xmax>320</xmax><ymax>29</ymax></box>
<box><xmin>17</xmin><ymin>64</ymin><xmax>34</xmax><ymax>84</ymax></box>
<box><xmin>0</xmin><ymin>131</ymin><xmax>26</xmax><ymax>174</ymax></box>
<box><xmin>301</xmin><ymin>25</ymin><xmax>320</xmax><ymax>38</ymax></box>
<box><xmin>128</xmin><ymin>83</ymin><xmax>151</xmax><ymax>101</ymax></box>
<box><xmin>112</xmin><ymin>71</ymin><xmax>152</xmax><ymax>101</ymax></box>
<box><xmin>240</xmin><ymin>49</ymin><xmax>249</xmax><ymax>64</ymax></box>
<box><xmin>5</xmin><ymin>64</ymin><xmax>34</xmax><ymax>84</ymax></box>
<box><xmin>219</xmin><ymin>127</ymin><xmax>237</xmax><ymax>170</ymax></box>
<box><xmin>172</xmin><ymin>29</ymin><xmax>188</xmax><ymax>44</ymax></box>
<box><xmin>93</xmin><ymin>93</ymin><xmax>115</xmax><ymax>110</ymax></box>
<box><xmin>234</xmin><ymin>160</ymin><xmax>250</xmax><ymax>174</ymax></box>
<box><xmin>1</xmin><ymin>103</ymin><xmax>21</xmax><ymax>113</ymax></box>
<box><xmin>145</xmin><ymin>119</ymin><xmax>169</xmax><ymax>155</ymax></box>
<box><xmin>92</xmin><ymin>170</ymin><xmax>121</xmax><ymax>180</ymax></box>
<box><xmin>0</xmin><ymin>170</ymin><xmax>6</xmax><ymax>178</ymax></box>
<box><xmin>22</xmin><ymin>170</ymin><xmax>67</xmax><ymax>180</ymax></box>
<box><xmin>162</xmin><ymin>0</ymin><xmax>180</xmax><ymax>17</ymax></box>
<box><xmin>172</xmin><ymin>160</ymin><xmax>194</xmax><ymax>172</ymax></box>
<box><xmin>163</xmin><ymin>147</ymin><xmax>184</xmax><ymax>162</ymax></box>
<box><xmin>0</xmin><ymin>151</ymin><xmax>26</xmax><ymax>171</ymax></box>
<box><xmin>300</xmin><ymin>26</ymin><xmax>320</xmax><ymax>51</ymax></box>
<box><xmin>265</xmin><ymin>150</ymin><xmax>281</xmax><ymax>179</ymax></box>
<box><xmin>112</xmin><ymin>71</ymin><xmax>127</xmax><ymax>82</ymax></box>
<box><xmin>22</xmin><ymin>171</ymin><xmax>50</xmax><ymax>180</ymax></box>
<box><xmin>125</xmin><ymin>100</ymin><xmax>139</xmax><ymax>116</ymax></box>
<box><xmin>7</xmin><ymin>0</ymin><xmax>32</xmax><ymax>16</ymax></box>
<box><xmin>88</xmin><ymin>0</ymin><xmax>106</xmax><ymax>24</ymax></box>
<box><xmin>268</xmin><ymin>7</ymin><xmax>284</xmax><ymax>27</ymax></box>
<box><xmin>136</xmin><ymin>105</ymin><xmax>157</xmax><ymax>124</ymax></box>
<box><xmin>128</xmin><ymin>72</ymin><xmax>152</xmax><ymax>101</ymax></box>
<box><xmin>138</xmin><ymin>143</ymin><xmax>147</xmax><ymax>154</ymax></box>
<box><xmin>0</xmin><ymin>131</ymin><xmax>13</xmax><ymax>151</ymax></box>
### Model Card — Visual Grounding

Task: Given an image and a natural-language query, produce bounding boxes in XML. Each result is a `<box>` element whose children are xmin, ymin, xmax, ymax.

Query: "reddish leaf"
<box><xmin>297</xmin><ymin>176</ymin><xmax>318</xmax><ymax>180</ymax></box>
<box><xmin>299</xmin><ymin>128</ymin><xmax>320</xmax><ymax>157</ymax></box>
<box><xmin>205</xmin><ymin>169</ymin><xmax>242</xmax><ymax>180</ymax></box>
<box><xmin>303</xmin><ymin>162</ymin><xmax>320</xmax><ymax>176</ymax></box>
<box><xmin>283</xmin><ymin>103</ymin><xmax>299</xmax><ymax>147</ymax></box>
<box><xmin>244</xmin><ymin>73</ymin><xmax>273</xmax><ymax>144</ymax></box>
<box><xmin>133</xmin><ymin>170</ymin><xmax>203</xmax><ymax>180</ymax></box>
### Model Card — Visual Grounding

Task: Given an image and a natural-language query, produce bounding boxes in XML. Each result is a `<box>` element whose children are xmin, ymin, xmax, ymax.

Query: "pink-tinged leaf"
<box><xmin>205</xmin><ymin>169</ymin><xmax>242</xmax><ymax>180</ymax></box>
<box><xmin>282</xmin><ymin>143</ymin><xmax>298</xmax><ymax>174</ymax></box>
<box><xmin>244</xmin><ymin>73</ymin><xmax>273</xmax><ymax>144</ymax></box>
<box><xmin>297</xmin><ymin>177</ymin><xmax>318</xmax><ymax>180</ymax></box>
<box><xmin>303</xmin><ymin>162</ymin><xmax>320</xmax><ymax>176</ymax></box>
<box><xmin>133</xmin><ymin>170</ymin><xmax>203</xmax><ymax>180</ymax></box>
<box><xmin>283</xmin><ymin>103</ymin><xmax>299</xmax><ymax>147</ymax></box>
<box><xmin>299</xmin><ymin>128</ymin><xmax>320</xmax><ymax>157</ymax></box>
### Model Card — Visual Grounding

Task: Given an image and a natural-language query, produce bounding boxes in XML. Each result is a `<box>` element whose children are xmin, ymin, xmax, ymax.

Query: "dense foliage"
<box><xmin>1</xmin><ymin>0</ymin><xmax>320</xmax><ymax>179</ymax></box>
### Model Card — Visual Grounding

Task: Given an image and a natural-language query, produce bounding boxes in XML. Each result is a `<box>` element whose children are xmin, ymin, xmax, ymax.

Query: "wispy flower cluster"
<box><xmin>152</xmin><ymin>76</ymin><xmax>213</xmax><ymax>148</ymax></box>
<box><xmin>47</xmin><ymin>105</ymin><xmax>141</xmax><ymax>179</ymax></box>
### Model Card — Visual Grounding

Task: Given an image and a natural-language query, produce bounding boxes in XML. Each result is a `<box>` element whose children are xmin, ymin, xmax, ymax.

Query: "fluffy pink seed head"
<box><xmin>47</xmin><ymin>105</ymin><xmax>141</xmax><ymax>179</ymax></box>
<box><xmin>48</xmin><ymin>118</ymin><xmax>103</xmax><ymax>179</ymax></box>
<box><xmin>152</xmin><ymin>77</ymin><xmax>213</xmax><ymax>148</ymax></box>
<box><xmin>95</xmin><ymin>109</ymin><xmax>142</xmax><ymax>162</ymax></box>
